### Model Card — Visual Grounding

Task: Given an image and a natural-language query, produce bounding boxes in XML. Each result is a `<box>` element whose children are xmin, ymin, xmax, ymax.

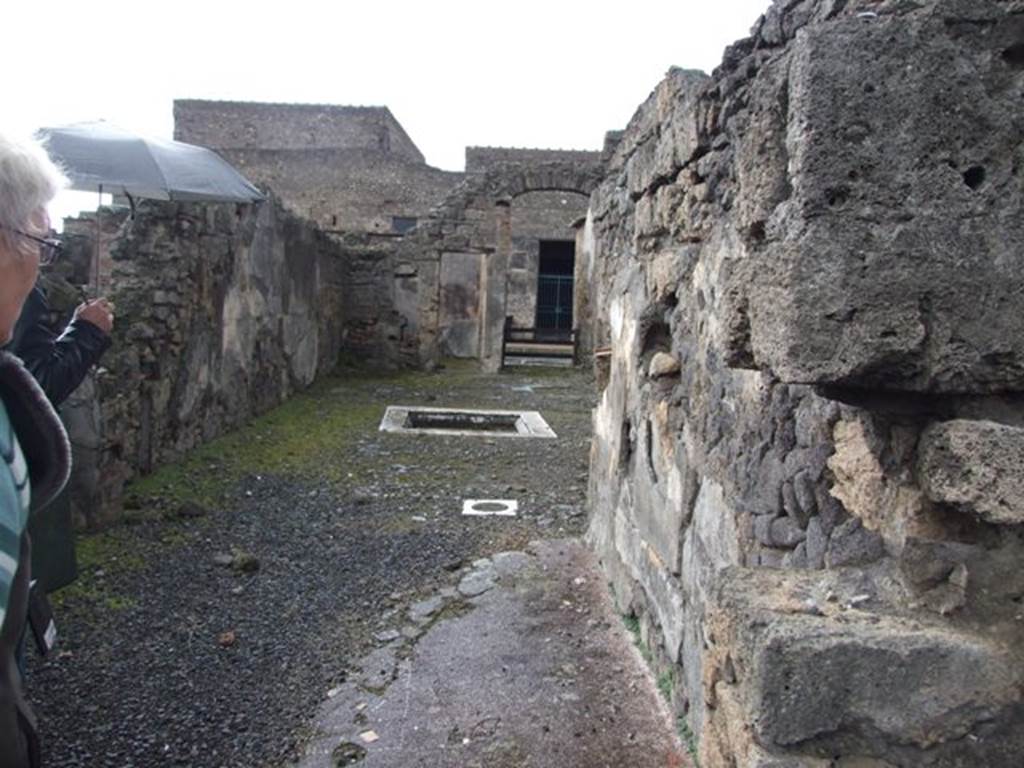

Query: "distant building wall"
<box><xmin>507</xmin><ymin>190</ymin><xmax>589</xmax><ymax>328</ymax></box>
<box><xmin>174</xmin><ymin>100</ymin><xmax>451</xmax><ymax>234</ymax></box>
<box><xmin>172</xmin><ymin>98</ymin><xmax>606</xmax><ymax>370</ymax></box>
<box><xmin>466</xmin><ymin>146</ymin><xmax>602</xmax><ymax>173</ymax></box>
<box><xmin>214</xmin><ymin>147</ymin><xmax>462</xmax><ymax>233</ymax></box>
<box><xmin>174</xmin><ymin>100</ymin><xmax>424</xmax><ymax>163</ymax></box>
<box><xmin>395</xmin><ymin>159</ymin><xmax>606</xmax><ymax>369</ymax></box>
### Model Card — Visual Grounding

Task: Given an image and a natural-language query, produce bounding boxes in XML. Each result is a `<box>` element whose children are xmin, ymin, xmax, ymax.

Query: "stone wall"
<box><xmin>583</xmin><ymin>1</ymin><xmax>1024</xmax><ymax>765</ymax></box>
<box><xmin>211</xmin><ymin>147</ymin><xmax>462</xmax><ymax>234</ymax></box>
<box><xmin>172</xmin><ymin>101</ymin><xmax>605</xmax><ymax>361</ymax></box>
<box><xmin>507</xmin><ymin>190</ymin><xmax>589</xmax><ymax>328</ymax></box>
<box><xmin>466</xmin><ymin>146</ymin><xmax>603</xmax><ymax>173</ymax></box>
<box><xmin>396</xmin><ymin>159</ymin><xmax>605</xmax><ymax>367</ymax></box>
<box><xmin>174</xmin><ymin>100</ymin><xmax>424</xmax><ymax>162</ymax></box>
<box><xmin>174</xmin><ymin>101</ymin><xmax>455</xmax><ymax>235</ymax></box>
<box><xmin>61</xmin><ymin>196</ymin><xmax>383</xmax><ymax>525</ymax></box>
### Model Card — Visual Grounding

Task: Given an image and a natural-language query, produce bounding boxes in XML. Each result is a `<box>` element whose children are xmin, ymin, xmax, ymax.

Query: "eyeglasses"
<box><xmin>0</xmin><ymin>225</ymin><xmax>63</xmax><ymax>266</ymax></box>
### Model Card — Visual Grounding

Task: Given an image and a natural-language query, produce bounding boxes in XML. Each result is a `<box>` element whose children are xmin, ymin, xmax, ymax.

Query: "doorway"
<box><xmin>535</xmin><ymin>240</ymin><xmax>574</xmax><ymax>339</ymax></box>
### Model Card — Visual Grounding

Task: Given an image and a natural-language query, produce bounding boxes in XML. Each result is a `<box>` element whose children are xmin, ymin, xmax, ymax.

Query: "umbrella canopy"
<box><xmin>37</xmin><ymin>121</ymin><xmax>264</xmax><ymax>203</ymax></box>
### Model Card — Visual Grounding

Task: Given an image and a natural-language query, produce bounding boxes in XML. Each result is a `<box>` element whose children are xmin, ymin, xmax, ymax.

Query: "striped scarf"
<box><xmin>0</xmin><ymin>401</ymin><xmax>30</xmax><ymax>627</ymax></box>
<box><xmin>0</xmin><ymin>350</ymin><xmax>70</xmax><ymax>633</ymax></box>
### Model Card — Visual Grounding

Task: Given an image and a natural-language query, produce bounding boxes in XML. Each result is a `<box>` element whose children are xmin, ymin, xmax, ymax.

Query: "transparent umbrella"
<box><xmin>36</xmin><ymin>121</ymin><xmax>264</xmax><ymax>292</ymax></box>
<box><xmin>37</xmin><ymin>120</ymin><xmax>264</xmax><ymax>203</ymax></box>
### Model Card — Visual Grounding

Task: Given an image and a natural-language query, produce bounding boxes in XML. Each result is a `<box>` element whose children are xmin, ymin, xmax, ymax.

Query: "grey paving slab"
<box><xmin>297</xmin><ymin>540</ymin><xmax>687</xmax><ymax>768</ymax></box>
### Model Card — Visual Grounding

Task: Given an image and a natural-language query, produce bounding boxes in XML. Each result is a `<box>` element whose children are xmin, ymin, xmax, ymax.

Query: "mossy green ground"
<box><xmin>123</xmin><ymin>360</ymin><xmax>494</xmax><ymax>505</ymax></box>
<box><xmin>52</xmin><ymin>526</ymin><xmax>145</xmax><ymax>611</ymax></box>
<box><xmin>59</xmin><ymin>359</ymin><xmax>592</xmax><ymax>620</ymax></box>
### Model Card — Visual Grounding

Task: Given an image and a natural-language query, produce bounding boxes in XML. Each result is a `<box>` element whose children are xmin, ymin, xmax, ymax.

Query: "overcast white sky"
<box><xmin>6</xmin><ymin>0</ymin><xmax>772</xmax><ymax>222</ymax></box>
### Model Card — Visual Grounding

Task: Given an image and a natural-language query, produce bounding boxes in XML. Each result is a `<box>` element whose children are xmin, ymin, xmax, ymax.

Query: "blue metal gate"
<box><xmin>536</xmin><ymin>274</ymin><xmax>574</xmax><ymax>333</ymax></box>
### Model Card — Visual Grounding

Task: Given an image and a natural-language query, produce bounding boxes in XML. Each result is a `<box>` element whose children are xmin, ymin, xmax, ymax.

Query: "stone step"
<box><xmin>503</xmin><ymin>356</ymin><xmax>574</xmax><ymax>368</ymax></box>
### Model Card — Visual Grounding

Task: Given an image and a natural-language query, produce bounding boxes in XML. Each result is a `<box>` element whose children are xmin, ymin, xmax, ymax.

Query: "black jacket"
<box><xmin>7</xmin><ymin>285</ymin><xmax>111</xmax><ymax>407</ymax></box>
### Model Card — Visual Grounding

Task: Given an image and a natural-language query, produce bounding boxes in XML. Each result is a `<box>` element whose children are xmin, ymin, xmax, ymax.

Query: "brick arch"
<box><xmin>483</xmin><ymin>162</ymin><xmax>604</xmax><ymax>202</ymax></box>
<box><xmin>428</xmin><ymin>160</ymin><xmax>604</xmax><ymax>223</ymax></box>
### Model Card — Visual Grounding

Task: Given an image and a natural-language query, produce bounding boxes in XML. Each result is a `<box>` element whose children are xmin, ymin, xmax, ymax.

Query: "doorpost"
<box><xmin>482</xmin><ymin>199</ymin><xmax>511</xmax><ymax>372</ymax></box>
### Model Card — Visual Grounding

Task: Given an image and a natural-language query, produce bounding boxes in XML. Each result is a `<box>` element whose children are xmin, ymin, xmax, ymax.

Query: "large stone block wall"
<box><xmin>583</xmin><ymin>2</ymin><xmax>1024</xmax><ymax>765</ymax></box>
<box><xmin>63</xmin><ymin>197</ymin><xmax>386</xmax><ymax>524</ymax></box>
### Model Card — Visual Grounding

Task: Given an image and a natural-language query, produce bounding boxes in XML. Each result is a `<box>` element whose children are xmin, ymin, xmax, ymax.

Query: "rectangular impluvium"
<box><xmin>379</xmin><ymin>406</ymin><xmax>556</xmax><ymax>438</ymax></box>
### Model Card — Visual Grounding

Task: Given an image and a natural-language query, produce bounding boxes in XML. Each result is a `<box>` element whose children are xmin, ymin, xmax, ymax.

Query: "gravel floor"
<box><xmin>27</xmin><ymin>362</ymin><xmax>595</xmax><ymax>767</ymax></box>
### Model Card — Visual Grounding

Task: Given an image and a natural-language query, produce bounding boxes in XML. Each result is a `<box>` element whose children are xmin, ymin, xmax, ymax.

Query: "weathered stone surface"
<box><xmin>827</xmin><ymin>417</ymin><xmax>925</xmax><ymax>545</ymax></box>
<box><xmin>707</xmin><ymin>569</ymin><xmax>1024</xmax><ymax>764</ymax></box>
<box><xmin>745</xmin><ymin>5</ymin><xmax>1024</xmax><ymax>392</ymax></box>
<box><xmin>458</xmin><ymin>568</ymin><xmax>495</xmax><ymax>598</ymax></box>
<box><xmin>825</xmin><ymin>519</ymin><xmax>885</xmax><ymax>568</ymax></box>
<box><xmin>648</xmin><ymin>351</ymin><xmax>680</xmax><ymax>378</ymax></box>
<box><xmin>770</xmin><ymin>516</ymin><xmax>806</xmax><ymax>548</ymax></box>
<box><xmin>805</xmin><ymin>518</ymin><xmax>827</xmax><ymax>569</ymax></box>
<box><xmin>918</xmin><ymin>419</ymin><xmax>1024</xmax><ymax>525</ymax></box>
<box><xmin>62</xmin><ymin>196</ymin><xmax>366</xmax><ymax>521</ymax></box>
<box><xmin>584</xmin><ymin>3</ymin><xmax>1024</xmax><ymax>764</ymax></box>
<box><xmin>899</xmin><ymin>538</ymin><xmax>979</xmax><ymax>591</ymax></box>
<box><xmin>753</xmin><ymin>617</ymin><xmax>1018</xmax><ymax>750</ymax></box>
<box><xmin>408</xmin><ymin>596</ymin><xmax>445</xmax><ymax>624</ymax></box>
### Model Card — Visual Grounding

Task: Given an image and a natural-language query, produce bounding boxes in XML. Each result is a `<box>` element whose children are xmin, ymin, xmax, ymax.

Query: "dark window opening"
<box><xmin>536</xmin><ymin>240</ymin><xmax>575</xmax><ymax>336</ymax></box>
<box><xmin>392</xmin><ymin>216</ymin><xmax>418</xmax><ymax>234</ymax></box>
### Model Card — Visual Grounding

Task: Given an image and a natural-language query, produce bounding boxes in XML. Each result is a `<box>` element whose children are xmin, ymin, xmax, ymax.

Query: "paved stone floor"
<box><xmin>297</xmin><ymin>540</ymin><xmax>685</xmax><ymax>768</ymax></box>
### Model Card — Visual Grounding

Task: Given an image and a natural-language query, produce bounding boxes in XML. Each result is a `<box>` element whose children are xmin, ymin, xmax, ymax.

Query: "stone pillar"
<box><xmin>572</xmin><ymin>211</ymin><xmax>592</xmax><ymax>363</ymax></box>
<box><xmin>480</xmin><ymin>200</ymin><xmax>511</xmax><ymax>372</ymax></box>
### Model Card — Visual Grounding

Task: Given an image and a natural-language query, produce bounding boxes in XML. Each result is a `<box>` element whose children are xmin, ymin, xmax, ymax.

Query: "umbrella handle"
<box><xmin>94</xmin><ymin>184</ymin><xmax>102</xmax><ymax>297</ymax></box>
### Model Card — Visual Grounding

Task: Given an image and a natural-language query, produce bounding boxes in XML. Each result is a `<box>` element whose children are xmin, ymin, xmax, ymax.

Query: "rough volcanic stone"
<box><xmin>583</xmin><ymin>3</ymin><xmax>1024</xmax><ymax>766</ymax></box>
<box><xmin>805</xmin><ymin>518</ymin><xmax>827</xmax><ymax>570</ymax></box>
<box><xmin>770</xmin><ymin>517</ymin><xmax>806</xmax><ymax>548</ymax></box>
<box><xmin>900</xmin><ymin>538</ymin><xmax>979</xmax><ymax>591</ymax></box>
<box><xmin>791</xmin><ymin>470</ymin><xmax>818</xmax><ymax>523</ymax></box>
<box><xmin>408</xmin><ymin>596</ymin><xmax>444</xmax><ymax>624</ymax></box>
<box><xmin>746</xmin><ymin>8</ymin><xmax>1024</xmax><ymax>392</ymax></box>
<box><xmin>648</xmin><ymin>352</ymin><xmax>681</xmax><ymax>378</ymax></box>
<box><xmin>752</xmin><ymin>616</ymin><xmax>1020</xmax><ymax>750</ymax></box>
<box><xmin>754</xmin><ymin>515</ymin><xmax>776</xmax><ymax>548</ymax></box>
<box><xmin>758</xmin><ymin>549</ymin><xmax>785</xmax><ymax>569</ymax></box>
<box><xmin>458</xmin><ymin>569</ymin><xmax>495</xmax><ymax>598</ymax></box>
<box><xmin>917</xmin><ymin>419</ymin><xmax>1024</xmax><ymax>525</ymax></box>
<box><xmin>825</xmin><ymin>519</ymin><xmax>884</xmax><ymax>568</ymax></box>
<box><xmin>783</xmin><ymin>542</ymin><xmax>808</xmax><ymax>569</ymax></box>
<box><xmin>780</xmin><ymin>481</ymin><xmax>802</xmax><ymax>526</ymax></box>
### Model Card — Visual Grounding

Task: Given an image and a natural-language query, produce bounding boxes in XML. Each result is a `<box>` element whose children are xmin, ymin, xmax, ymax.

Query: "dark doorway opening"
<box><xmin>536</xmin><ymin>240</ymin><xmax>574</xmax><ymax>339</ymax></box>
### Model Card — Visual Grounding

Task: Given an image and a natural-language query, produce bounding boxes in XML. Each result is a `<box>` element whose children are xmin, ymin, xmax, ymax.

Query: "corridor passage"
<box><xmin>31</xmin><ymin>362</ymin><xmax>685</xmax><ymax>767</ymax></box>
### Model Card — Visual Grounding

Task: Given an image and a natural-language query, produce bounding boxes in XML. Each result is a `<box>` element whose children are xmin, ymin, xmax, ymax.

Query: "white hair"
<box><xmin>0</xmin><ymin>131</ymin><xmax>67</xmax><ymax>250</ymax></box>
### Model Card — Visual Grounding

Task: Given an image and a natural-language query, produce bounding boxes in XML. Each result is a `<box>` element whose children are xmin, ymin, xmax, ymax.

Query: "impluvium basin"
<box><xmin>379</xmin><ymin>406</ymin><xmax>556</xmax><ymax>438</ymax></box>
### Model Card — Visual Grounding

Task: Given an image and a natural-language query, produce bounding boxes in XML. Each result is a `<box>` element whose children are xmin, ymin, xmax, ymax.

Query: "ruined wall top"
<box><xmin>174</xmin><ymin>100</ymin><xmax>425</xmax><ymax>164</ymax></box>
<box><xmin>600</xmin><ymin>0</ymin><xmax>1024</xmax><ymax>394</ymax></box>
<box><xmin>465</xmin><ymin>146</ymin><xmax>602</xmax><ymax>174</ymax></box>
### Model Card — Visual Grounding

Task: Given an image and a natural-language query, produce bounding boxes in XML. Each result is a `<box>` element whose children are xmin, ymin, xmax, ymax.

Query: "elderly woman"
<box><xmin>0</xmin><ymin>132</ymin><xmax>71</xmax><ymax>768</ymax></box>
